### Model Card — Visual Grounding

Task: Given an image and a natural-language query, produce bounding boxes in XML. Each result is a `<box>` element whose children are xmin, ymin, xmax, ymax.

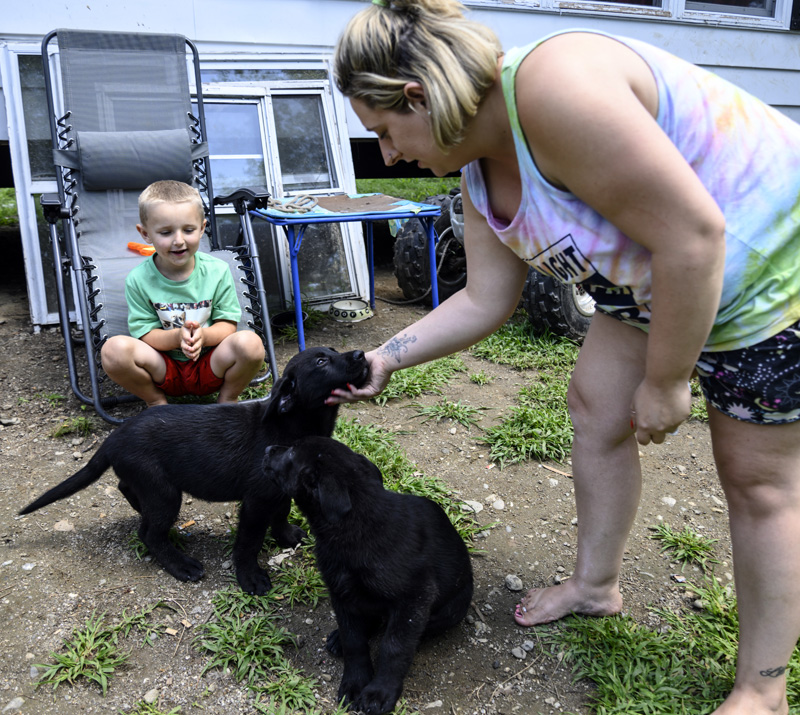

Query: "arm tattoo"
<box><xmin>759</xmin><ymin>666</ymin><xmax>787</xmax><ymax>678</ymax></box>
<box><xmin>379</xmin><ymin>334</ymin><xmax>418</xmax><ymax>364</ymax></box>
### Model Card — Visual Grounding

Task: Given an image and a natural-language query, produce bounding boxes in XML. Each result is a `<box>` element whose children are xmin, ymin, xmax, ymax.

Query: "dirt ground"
<box><xmin>0</xmin><ymin>230</ymin><xmax>733</xmax><ymax>715</ymax></box>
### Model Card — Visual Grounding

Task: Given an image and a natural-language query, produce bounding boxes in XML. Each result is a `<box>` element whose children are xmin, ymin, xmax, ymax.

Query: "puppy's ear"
<box><xmin>317</xmin><ymin>472</ymin><xmax>352</xmax><ymax>524</ymax></box>
<box><xmin>267</xmin><ymin>375</ymin><xmax>296</xmax><ymax>416</ymax></box>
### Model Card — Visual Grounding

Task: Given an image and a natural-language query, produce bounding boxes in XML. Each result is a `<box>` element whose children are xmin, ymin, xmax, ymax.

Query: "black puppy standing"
<box><xmin>263</xmin><ymin>436</ymin><xmax>474</xmax><ymax>715</ymax></box>
<box><xmin>19</xmin><ymin>348</ymin><xmax>368</xmax><ymax>595</ymax></box>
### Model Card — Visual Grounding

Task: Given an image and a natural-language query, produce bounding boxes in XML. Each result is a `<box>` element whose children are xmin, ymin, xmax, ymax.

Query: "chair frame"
<box><xmin>40</xmin><ymin>29</ymin><xmax>279</xmax><ymax>424</ymax></box>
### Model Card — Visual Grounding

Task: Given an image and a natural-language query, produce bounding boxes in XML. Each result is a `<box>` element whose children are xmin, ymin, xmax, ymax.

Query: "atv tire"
<box><xmin>393</xmin><ymin>194</ymin><xmax>466</xmax><ymax>305</ymax></box>
<box><xmin>522</xmin><ymin>268</ymin><xmax>595</xmax><ymax>341</ymax></box>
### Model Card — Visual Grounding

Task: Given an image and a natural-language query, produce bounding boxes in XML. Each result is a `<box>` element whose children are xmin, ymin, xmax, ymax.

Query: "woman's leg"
<box><xmin>515</xmin><ymin>312</ymin><xmax>647</xmax><ymax>625</ymax></box>
<box><xmin>100</xmin><ymin>334</ymin><xmax>168</xmax><ymax>407</ymax></box>
<box><xmin>709</xmin><ymin>409</ymin><xmax>800</xmax><ymax>715</ymax></box>
<box><xmin>210</xmin><ymin>330</ymin><xmax>265</xmax><ymax>403</ymax></box>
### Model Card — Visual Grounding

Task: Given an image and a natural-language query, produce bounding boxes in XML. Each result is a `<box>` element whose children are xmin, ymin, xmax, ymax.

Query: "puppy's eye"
<box><xmin>316</xmin><ymin>356</ymin><xmax>328</xmax><ymax>366</ymax></box>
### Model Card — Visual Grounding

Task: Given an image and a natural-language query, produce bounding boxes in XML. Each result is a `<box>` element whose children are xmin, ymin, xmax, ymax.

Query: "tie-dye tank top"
<box><xmin>463</xmin><ymin>30</ymin><xmax>800</xmax><ymax>351</ymax></box>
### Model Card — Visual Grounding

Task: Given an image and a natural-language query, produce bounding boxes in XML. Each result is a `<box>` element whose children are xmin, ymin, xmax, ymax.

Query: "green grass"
<box><xmin>35</xmin><ymin>612</ymin><xmax>130</xmax><ymax>695</ymax></box>
<box><xmin>541</xmin><ymin>576</ymin><xmax>800</xmax><ymax>713</ymax></box>
<box><xmin>50</xmin><ymin>415</ymin><xmax>95</xmax><ymax>438</ymax></box>
<box><xmin>356</xmin><ymin>177</ymin><xmax>460</xmax><ymax>203</ymax></box>
<box><xmin>649</xmin><ymin>523</ymin><xmax>719</xmax><ymax>572</ymax></box>
<box><xmin>690</xmin><ymin>378</ymin><xmax>709</xmax><ymax>422</ymax></box>
<box><xmin>469</xmin><ymin>370</ymin><xmax>493</xmax><ymax>386</ymax></box>
<box><xmin>193</xmin><ymin>589</ymin><xmax>297</xmax><ymax>687</ymax></box>
<box><xmin>0</xmin><ymin>188</ymin><xmax>18</xmax><ymax>226</ymax></box>
<box><xmin>413</xmin><ymin>398</ymin><xmax>487</xmax><ymax>428</ymax></box>
<box><xmin>373</xmin><ymin>354</ymin><xmax>466</xmax><ymax>406</ymax></box>
<box><xmin>473</xmin><ymin>324</ymin><xmax>578</xmax><ymax>466</ymax></box>
<box><xmin>471</xmin><ymin>314</ymin><xmax>579</xmax><ymax>371</ymax></box>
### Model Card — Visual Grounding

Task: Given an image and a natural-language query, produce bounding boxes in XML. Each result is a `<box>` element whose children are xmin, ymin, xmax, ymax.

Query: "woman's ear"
<box><xmin>403</xmin><ymin>81</ymin><xmax>428</xmax><ymax>113</ymax></box>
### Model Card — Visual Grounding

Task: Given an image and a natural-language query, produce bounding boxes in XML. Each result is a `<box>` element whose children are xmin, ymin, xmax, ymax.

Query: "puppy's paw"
<box><xmin>164</xmin><ymin>556</ymin><xmax>204</xmax><ymax>582</ymax></box>
<box><xmin>272</xmin><ymin>523</ymin><xmax>306</xmax><ymax>548</ymax></box>
<box><xmin>352</xmin><ymin>682</ymin><xmax>402</xmax><ymax>715</ymax></box>
<box><xmin>337</xmin><ymin>673</ymin><xmax>371</xmax><ymax>708</ymax></box>
<box><xmin>236</xmin><ymin>566</ymin><xmax>272</xmax><ymax>596</ymax></box>
<box><xmin>326</xmin><ymin>629</ymin><xmax>342</xmax><ymax>657</ymax></box>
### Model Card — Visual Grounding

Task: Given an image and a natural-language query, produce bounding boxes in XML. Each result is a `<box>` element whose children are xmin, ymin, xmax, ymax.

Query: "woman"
<box><xmin>329</xmin><ymin>1</ymin><xmax>800</xmax><ymax>712</ymax></box>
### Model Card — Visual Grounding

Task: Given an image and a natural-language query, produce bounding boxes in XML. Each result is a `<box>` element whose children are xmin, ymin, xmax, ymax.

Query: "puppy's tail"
<box><xmin>18</xmin><ymin>446</ymin><xmax>112</xmax><ymax>515</ymax></box>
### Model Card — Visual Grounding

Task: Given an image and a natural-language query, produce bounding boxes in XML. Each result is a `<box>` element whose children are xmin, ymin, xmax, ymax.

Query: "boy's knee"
<box><xmin>235</xmin><ymin>330</ymin><xmax>265</xmax><ymax>362</ymax></box>
<box><xmin>101</xmin><ymin>335</ymin><xmax>132</xmax><ymax>368</ymax></box>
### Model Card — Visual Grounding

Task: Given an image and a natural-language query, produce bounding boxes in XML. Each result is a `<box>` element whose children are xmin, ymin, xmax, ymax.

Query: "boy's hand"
<box><xmin>180</xmin><ymin>321</ymin><xmax>204</xmax><ymax>361</ymax></box>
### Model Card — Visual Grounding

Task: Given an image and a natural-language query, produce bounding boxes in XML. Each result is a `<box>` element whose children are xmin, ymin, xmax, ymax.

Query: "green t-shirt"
<box><xmin>125</xmin><ymin>252</ymin><xmax>241</xmax><ymax>361</ymax></box>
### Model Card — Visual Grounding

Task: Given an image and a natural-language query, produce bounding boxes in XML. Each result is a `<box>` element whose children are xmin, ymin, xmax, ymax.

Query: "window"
<box><xmin>199</xmin><ymin>80</ymin><xmax>360</xmax><ymax>307</ymax></box>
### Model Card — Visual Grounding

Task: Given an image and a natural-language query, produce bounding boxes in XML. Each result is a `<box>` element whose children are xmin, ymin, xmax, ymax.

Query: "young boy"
<box><xmin>101</xmin><ymin>180</ymin><xmax>265</xmax><ymax>406</ymax></box>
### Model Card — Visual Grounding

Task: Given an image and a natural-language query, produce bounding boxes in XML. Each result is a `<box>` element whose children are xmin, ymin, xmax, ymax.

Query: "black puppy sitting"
<box><xmin>263</xmin><ymin>436</ymin><xmax>474</xmax><ymax>715</ymax></box>
<box><xmin>19</xmin><ymin>347</ymin><xmax>368</xmax><ymax>595</ymax></box>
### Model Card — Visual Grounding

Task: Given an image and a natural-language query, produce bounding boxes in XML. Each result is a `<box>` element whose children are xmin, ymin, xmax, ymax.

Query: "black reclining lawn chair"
<box><xmin>40</xmin><ymin>29</ymin><xmax>278</xmax><ymax>424</ymax></box>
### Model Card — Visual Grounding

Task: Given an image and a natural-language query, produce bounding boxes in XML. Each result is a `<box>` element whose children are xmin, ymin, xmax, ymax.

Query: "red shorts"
<box><xmin>155</xmin><ymin>349</ymin><xmax>224</xmax><ymax>397</ymax></box>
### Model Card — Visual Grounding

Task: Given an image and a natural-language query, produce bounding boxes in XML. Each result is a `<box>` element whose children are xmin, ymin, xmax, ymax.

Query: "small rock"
<box><xmin>53</xmin><ymin>520</ymin><xmax>74</xmax><ymax>532</ymax></box>
<box><xmin>2</xmin><ymin>697</ymin><xmax>24</xmax><ymax>713</ymax></box>
<box><xmin>511</xmin><ymin>647</ymin><xmax>526</xmax><ymax>659</ymax></box>
<box><xmin>661</xmin><ymin>496</ymin><xmax>677</xmax><ymax>507</ymax></box>
<box><xmin>461</xmin><ymin>500</ymin><xmax>483</xmax><ymax>514</ymax></box>
<box><xmin>423</xmin><ymin>700</ymin><xmax>443</xmax><ymax>709</ymax></box>
<box><xmin>22</xmin><ymin>563</ymin><xmax>35</xmax><ymax>572</ymax></box>
<box><xmin>143</xmin><ymin>688</ymin><xmax>159</xmax><ymax>704</ymax></box>
<box><xmin>504</xmin><ymin>574</ymin><xmax>523</xmax><ymax>591</ymax></box>
<box><xmin>492</xmin><ymin>498</ymin><xmax>505</xmax><ymax>510</ymax></box>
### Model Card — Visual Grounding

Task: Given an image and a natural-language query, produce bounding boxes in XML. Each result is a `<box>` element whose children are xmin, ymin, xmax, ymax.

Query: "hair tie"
<box><xmin>372</xmin><ymin>0</ymin><xmax>389</xmax><ymax>6</ymax></box>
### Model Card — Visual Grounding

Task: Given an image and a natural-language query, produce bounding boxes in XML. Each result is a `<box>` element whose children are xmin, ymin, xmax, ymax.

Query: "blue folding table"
<box><xmin>252</xmin><ymin>194</ymin><xmax>442</xmax><ymax>350</ymax></box>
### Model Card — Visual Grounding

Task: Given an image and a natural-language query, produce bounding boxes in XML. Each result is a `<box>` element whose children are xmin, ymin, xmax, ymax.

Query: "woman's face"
<box><xmin>350</xmin><ymin>97</ymin><xmax>461</xmax><ymax>177</ymax></box>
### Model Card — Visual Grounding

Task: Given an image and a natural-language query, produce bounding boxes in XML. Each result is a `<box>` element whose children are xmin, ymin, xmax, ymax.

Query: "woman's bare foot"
<box><xmin>513</xmin><ymin>578</ymin><xmax>623</xmax><ymax>626</ymax></box>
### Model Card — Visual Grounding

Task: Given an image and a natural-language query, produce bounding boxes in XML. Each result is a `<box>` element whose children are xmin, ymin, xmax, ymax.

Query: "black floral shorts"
<box><xmin>695</xmin><ymin>320</ymin><xmax>800</xmax><ymax>424</ymax></box>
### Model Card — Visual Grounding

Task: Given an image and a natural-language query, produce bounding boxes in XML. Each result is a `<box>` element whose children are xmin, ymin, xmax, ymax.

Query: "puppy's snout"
<box><xmin>352</xmin><ymin>350</ymin><xmax>365</xmax><ymax>361</ymax></box>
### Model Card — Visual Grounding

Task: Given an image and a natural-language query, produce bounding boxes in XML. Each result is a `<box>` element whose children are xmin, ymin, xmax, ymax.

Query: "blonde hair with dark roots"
<box><xmin>334</xmin><ymin>0</ymin><xmax>501</xmax><ymax>151</ymax></box>
<box><xmin>138</xmin><ymin>180</ymin><xmax>205</xmax><ymax>225</ymax></box>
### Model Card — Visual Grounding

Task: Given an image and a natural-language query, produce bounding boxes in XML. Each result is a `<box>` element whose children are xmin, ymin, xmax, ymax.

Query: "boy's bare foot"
<box><xmin>513</xmin><ymin>578</ymin><xmax>623</xmax><ymax>626</ymax></box>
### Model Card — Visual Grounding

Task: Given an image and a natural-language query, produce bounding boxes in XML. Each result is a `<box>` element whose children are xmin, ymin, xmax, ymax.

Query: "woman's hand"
<box><xmin>630</xmin><ymin>378</ymin><xmax>692</xmax><ymax>445</ymax></box>
<box><xmin>326</xmin><ymin>350</ymin><xmax>393</xmax><ymax>405</ymax></box>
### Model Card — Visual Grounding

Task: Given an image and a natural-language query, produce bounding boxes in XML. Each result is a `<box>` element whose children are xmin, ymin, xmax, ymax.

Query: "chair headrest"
<box><xmin>78</xmin><ymin>128</ymin><xmax>193</xmax><ymax>191</ymax></box>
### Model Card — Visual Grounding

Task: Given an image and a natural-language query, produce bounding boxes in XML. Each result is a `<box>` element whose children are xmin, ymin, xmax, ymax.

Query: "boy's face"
<box><xmin>137</xmin><ymin>201</ymin><xmax>206</xmax><ymax>279</ymax></box>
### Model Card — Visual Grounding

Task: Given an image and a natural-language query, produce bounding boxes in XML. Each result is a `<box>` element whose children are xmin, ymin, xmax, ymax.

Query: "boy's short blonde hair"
<box><xmin>138</xmin><ymin>180</ymin><xmax>205</xmax><ymax>225</ymax></box>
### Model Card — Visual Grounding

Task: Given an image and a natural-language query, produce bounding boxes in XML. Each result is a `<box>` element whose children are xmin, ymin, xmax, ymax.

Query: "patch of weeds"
<box><xmin>471</xmin><ymin>314</ymin><xmax>579</xmax><ymax>371</ymax></box>
<box><xmin>689</xmin><ymin>378</ymin><xmax>708</xmax><ymax>422</ymax></box>
<box><xmin>469</xmin><ymin>370</ymin><xmax>493</xmax><ymax>385</ymax></box>
<box><xmin>127</xmin><ymin>528</ymin><xmax>185</xmax><ymax>560</ymax></box>
<box><xmin>649</xmin><ymin>523</ymin><xmax>719</xmax><ymax>572</ymax></box>
<box><xmin>479</xmin><ymin>373</ymin><xmax>573</xmax><ymax>466</ymax></box>
<box><xmin>543</xmin><ymin>576</ymin><xmax>800</xmax><ymax>712</ymax></box>
<box><xmin>35</xmin><ymin>612</ymin><xmax>129</xmax><ymax>695</ymax></box>
<box><xmin>193</xmin><ymin>587</ymin><xmax>297</xmax><ymax>687</ymax></box>
<box><xmin>335</xmin><ymin>417</ymin><xmax>482</xmax><ymax>545</ymax></box>
<box><xmin>355</xmin><ymin>177</ymin><xmax>460</xmax><ymax>203</ymax></box>
<box><xmin>50</xmin><ymin>415</ymin><xmax>94</xmax><ymax>438</ymax></box>
<box><xmin>413</xmin><ymin>398</ymin><xmax>487</xmax><ymax>428</ymax></box>
<box><xmin>39</xmin><ymin>392</ymin><xmax>67</xmax><ymax>407</ymax></box>
<box><xmin>240</xmin><ymin>373</ymin><xmax>272</xmax><ymax>401</ymax></box>
<box><xmin>116</xmin><ymin>602</ymin><xmax>178</xmax><ymax>647</ymax></box>
<box><xmin>374</xmin><ymin>355</ymin><xmax>466</xmax><ymax>406</ymax></box>
<box><xmin>251</xmin><ymin>664</ymin><xmax>320</xmax><ymax>714</ymax></box>
<box><xmin>120</xmin><ymin>702</ymin><xmax>181</xmax><ymax>715</ymax></box>
<box><xmin>269</xmin><ymin>543</ymin><xmax>328</xmax><ymax>608</ymax></box>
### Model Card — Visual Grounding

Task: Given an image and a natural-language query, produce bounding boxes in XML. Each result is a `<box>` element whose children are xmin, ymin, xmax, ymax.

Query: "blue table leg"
<box><xmin>286</xmin><ymin>225</ymin><xmax>306</xmax><ymax>351</ymax></box>
<box><xmin>365</xmin><ymin>220</ymin><xmax>375</xmax><ymax>309</ymax></box>
<box><xmin>426</xmin><ymin>216</ymin><xmax>440</xmax><ymax>307</ymax></box>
